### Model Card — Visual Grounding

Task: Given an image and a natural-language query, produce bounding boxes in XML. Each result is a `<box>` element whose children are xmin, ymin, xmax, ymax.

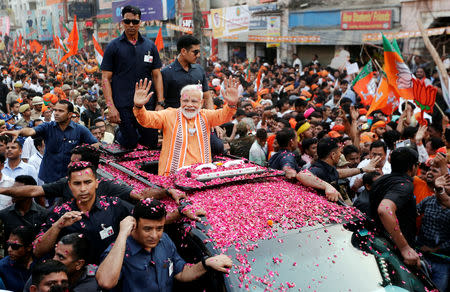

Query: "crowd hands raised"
<box><xmin>0</xmin><ymin>33</ymin><xmax>449</xmax><ymax>291</ymax></box>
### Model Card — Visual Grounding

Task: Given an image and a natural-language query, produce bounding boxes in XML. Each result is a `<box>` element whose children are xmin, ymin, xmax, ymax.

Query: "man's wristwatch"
<box><xmin>201</xmin><ymin>256</ymin><xmax>210</xmax><ymax>270</ymax></box>
<box><xmin>157</xmin><ymin>101</ymin><xmax>165</xmax><ymax>107</ymax></box>
<box><xmin>134</xmin><ymin>104</ymin><xmax>143</xmax><ymax>109</ymax></box>
<box><xmin>359</xmin><ymin>168</ymin><xmax>364</xmax><ymax>174</ymax></box>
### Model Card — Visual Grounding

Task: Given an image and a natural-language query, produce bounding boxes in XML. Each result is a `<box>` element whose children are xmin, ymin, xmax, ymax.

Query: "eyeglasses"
<box><xmin>191</xmin><ymin>50</ymin><xmax>201</xmax><ymax>55</ymax></box>
<box><xmin>6</xmin><ymin>242</ymin><xmax>23</xmax><ymax>250</ymax></box>
<box><xmin>122</xmin><ymin>19</ymin><xmax>140</xmax><ymax>25</ymax></box>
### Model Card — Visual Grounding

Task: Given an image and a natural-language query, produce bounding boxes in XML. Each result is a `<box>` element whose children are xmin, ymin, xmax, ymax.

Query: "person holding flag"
<box><xmin>101</xmin><ymin>5</ymin><xmax>164</xmax><ymax>149</ymax></box>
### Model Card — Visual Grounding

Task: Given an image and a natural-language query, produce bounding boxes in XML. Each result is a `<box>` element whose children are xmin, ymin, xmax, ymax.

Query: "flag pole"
<box><xmin>435</xmin><ymin>103</ymin><xmax>445</xmax><ymax>117</ymax></box>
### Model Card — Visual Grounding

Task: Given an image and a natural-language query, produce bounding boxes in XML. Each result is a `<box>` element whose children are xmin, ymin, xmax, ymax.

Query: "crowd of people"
<box><xmin>0</xmin><ymin>4</ymin><xmax>449</xmax><ymax>291</ymax></box>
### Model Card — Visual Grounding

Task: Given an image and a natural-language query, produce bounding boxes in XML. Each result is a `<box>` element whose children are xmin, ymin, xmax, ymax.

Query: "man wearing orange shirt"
<box><xmin>133</xmin><ymin>77</ymin><xmax>238</xmax><ymax>176</ymax></box>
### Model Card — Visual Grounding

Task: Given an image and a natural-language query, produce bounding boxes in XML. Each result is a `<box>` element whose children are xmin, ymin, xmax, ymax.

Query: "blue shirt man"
<box><xmin>101</xmin><ymin>5</ymin><xmax>164</xmax><ymax>149</ymax></box>
<box><xmin>96</xmin><ymin>199</ymin><xmax>233</xmax><ymax>291</ymax></box>
<box><xmin>101</xmin><ymin>234</ymin><xmax>186</xmax><ymax>292</ymax></box>
<box><xmin>3</xmin><ymin>101</ymin><xmax>97</xmax><ymax>183</ymax></box>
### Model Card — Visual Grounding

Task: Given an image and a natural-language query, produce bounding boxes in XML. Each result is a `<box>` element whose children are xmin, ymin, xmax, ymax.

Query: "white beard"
<box><xmin>181</xmin><ymin>107</ymin><xmax>200</xmax><ymax>119</ymax></box>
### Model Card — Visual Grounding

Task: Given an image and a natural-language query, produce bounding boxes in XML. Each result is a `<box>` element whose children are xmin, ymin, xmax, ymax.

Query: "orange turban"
<box><xmin>371</xmin><ymin>121</ymin><xmax>386</xmax><ymax>132</ymax></box>
<box><xmin>360</xmin><ymin>132</ymin><xmax>376</xmax><ymax>143</ymax></box>
<box><xmin>328</xmin><ymin>131</ymin><xmax>342</xmax><ymax>138</ymax></box>
<box><xmin>332</xmin><ymin>124</ymin><xmax>345</xmax><ymax>132</ymax></box>
<box><xmin>311</xmin><ymin>84</ymin><xmax>319</xmax><ymax>90</ymax></box>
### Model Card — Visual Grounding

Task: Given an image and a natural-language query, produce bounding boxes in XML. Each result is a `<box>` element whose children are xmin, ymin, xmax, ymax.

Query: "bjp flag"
<box><xmin>367</xmin><ymin>74</ymin><xmax>399</xmax><ymax>117</ymax></box>
<box><xmin>352</xmin><ymin>60</ymin><xmax>376</xmax><ymax>106</ymax></box>
<box><xmin>382</xmin><ymin>35</ymin><xmax>413</xmax><ymax>100</ymax></box>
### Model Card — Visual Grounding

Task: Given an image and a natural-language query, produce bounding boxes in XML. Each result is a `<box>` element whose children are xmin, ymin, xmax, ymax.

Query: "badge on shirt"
<box><xmin>144</xmin><ymin>51</ymin><xmax>153</xmax><ymax>63</ymax></box>
<box><xmin>168</xmin><ymin>258</ymin><xmax>173</xmax><ymax>276</ymax></box>
<box><xmin>99</xmin><ymin>224</ymin><xmax>114</xmax><ymax>240</ymax></box>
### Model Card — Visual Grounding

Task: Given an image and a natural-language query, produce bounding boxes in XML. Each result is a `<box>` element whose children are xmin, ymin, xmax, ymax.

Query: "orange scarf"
<box><xmin>164</xmin><ymin>109</ymin><xmax>210</xmax><ymax>174</ymax></box>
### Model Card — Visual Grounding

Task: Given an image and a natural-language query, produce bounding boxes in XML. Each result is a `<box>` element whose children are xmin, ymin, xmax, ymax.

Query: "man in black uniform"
<box><xmin>101</xmin><ymin>5</ymin><xmax>164</xmax><ymax>149</ymax></box>
<box><xmin>161</xmin><ymin>35</ymin><xmax>213</xmax><ymax>109</ymax></box>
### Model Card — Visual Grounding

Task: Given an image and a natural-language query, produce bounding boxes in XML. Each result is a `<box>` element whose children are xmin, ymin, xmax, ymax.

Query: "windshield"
<box><xmin>224</xmin><ymin>223</ymin><xmax>383</xmax><ymax>291</ymax></box>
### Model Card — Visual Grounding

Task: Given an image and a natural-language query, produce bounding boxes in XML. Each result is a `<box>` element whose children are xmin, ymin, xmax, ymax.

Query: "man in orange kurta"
<box><xmin>133</xmin><ymin>77</ymin><xmax>239</xmax><ymax>176</ymax></box>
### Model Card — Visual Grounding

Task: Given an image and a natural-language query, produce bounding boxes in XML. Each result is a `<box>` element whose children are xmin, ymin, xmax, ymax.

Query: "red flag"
<box><xmin>155</xmin><ymin>27</ymin><xmax>164</xmax><ymax>52</ymax></box>
<box><xmin>38</xmin><ymin>50</ymin><xmax>47</xmax><ymax>66</ymax></box>
<box><xmin>13</xmin><ymin>38</ymin><xmax>17</xmax><ymax>52</ymax></box>
<box><xmin>18</xmin><ymin>34</ymin><xmax>22</xmax><ymax>48</ymax></box>
<box><xmin>60</xmin><ymin>15</ymin><xmax>79</xmax><ymax>63</ymax></box>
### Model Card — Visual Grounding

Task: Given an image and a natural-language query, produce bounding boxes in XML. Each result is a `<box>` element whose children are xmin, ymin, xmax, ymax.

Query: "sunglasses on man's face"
<box><xmin>7</xmin><ymin>242</ymin><xmax>23</xmax><ymax>250</ymax></box>
<box><xmin>191</xmin><ymin>49</ymin><xmax>201</xmax><ymax>55</ymax></box>
<box><xmin>122</xmin><ymin>19</ymin><xmax>140</xmax><ymax>25</ymax></box>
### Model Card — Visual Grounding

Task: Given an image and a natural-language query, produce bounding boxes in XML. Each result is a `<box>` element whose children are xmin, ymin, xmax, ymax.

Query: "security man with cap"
<box><xmin>31</xmin><ymin>96</ymin><xmax>44</xmax><ymax>120</ymax></box>
<box><xmin>61</xmin><ymin>84</ymin><xmax>72</xmax><ymax>97</ymax></box>
<box><xmin>16</xmin><ymin>104</ymin><xmax>32</xmax><ymax>128</ymax></box>
<box><xmin>6</xmin><ymin>82</ymin><xmax>22</xmax><ymax>113</ymax></box>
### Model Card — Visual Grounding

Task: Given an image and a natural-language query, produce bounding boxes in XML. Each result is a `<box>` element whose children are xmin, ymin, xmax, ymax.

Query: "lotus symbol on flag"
<box><xmin>395</xmin><ymin>61</ymin><xmax>412</xmax><ymax>89</ymax></box>
<box><xmin>412</xmin><ymin>78</ymin><xmax>437</xmax><ymax>113</ymax></box>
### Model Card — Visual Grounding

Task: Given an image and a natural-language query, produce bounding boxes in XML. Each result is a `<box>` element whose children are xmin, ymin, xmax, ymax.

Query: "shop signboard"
<box><xmin>211</xmin><ymin>5</ymin><xmax>250</xmax><ymax>38</ymax></box>
<box><xmin>341</xmin><ymin>9</ymin><xmax>392</xmax><ymax>30</ymax></box>
<box><xmin>112</xmin><ymin>0</ymin><xmax>163</xmax><ymax>22</ymax></box>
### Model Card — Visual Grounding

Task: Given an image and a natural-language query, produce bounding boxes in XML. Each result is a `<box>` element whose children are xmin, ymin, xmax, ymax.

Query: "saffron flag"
<box><xmin>29</xmin><ymin>40</ymin><xmax>43</xmax><ymax>53</ymax></box>
<box><xmin>38</xmin><ymin>50</ymin><xmax>47</xmax><ymax>66</ymax></box>
<box><xmin>382</xmin><ymin>35</ymin><xmax>413</xmax><ymax>100</ymax></box>
<box><xmin>367</xmin><ymin>74</ymin><xmax>399</xmax><ymax>117</ymax></box>
<box><xmin>60</xmin><ymin>15</ymin><xmax>79</xmax><ymax>63</ymax></box>
<box><xmin>255</xmin><ymin>66</ymin><xmax>266</xmax><ymax>92</ymax></box>
<box><xmin>13</xmin><ymin>38</ymin><xmax>17</xmax><ymax>52</ymax></box>
<box><xmin>352</xmin><ymin>60</ymin><xmax>376</xmax><ymax>106</ymax></box>
<box><xmin>92</xmin><ymin>35</ymin><xmax>104</xmax><ymax>66</ymax></box>
<box><xmin>155</xmin><ymin>27</ymin><xmax>164</xmax><ymax>52</ymax></box>
<box><xmin>18</xmin><ymin>34</ymin><xmax>22</xmax><ymax>48</ymax></box>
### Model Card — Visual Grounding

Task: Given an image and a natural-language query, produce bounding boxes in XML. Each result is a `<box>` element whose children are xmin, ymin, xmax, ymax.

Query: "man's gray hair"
<box><xmin>180</xmin><ymin>84</ymin><xmax>203</xmax><ymax>99</ymax></box>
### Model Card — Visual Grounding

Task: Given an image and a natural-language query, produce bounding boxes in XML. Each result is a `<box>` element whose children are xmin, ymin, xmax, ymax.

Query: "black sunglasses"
<box><xmin>7</xmin><ymin>242</ymin><xmax>23</xmax><ymax>250</ymax></box>
<box><xmin>191</xmin><ymin>49</ymin><xmax>200</xmax><ymax>55</ymax></box>
<box><xmin>122</xmin><ymin>19</ymin><xmax>140</xmax><ymax>25</ymax></box>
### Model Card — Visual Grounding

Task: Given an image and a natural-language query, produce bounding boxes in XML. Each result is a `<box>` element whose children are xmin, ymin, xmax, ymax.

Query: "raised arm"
<box><xmin>34</xmin><ymin>211</ymin><xmax>82</xmax><ymax>258</ymax></box>
<box><xmin>133</xmin><ymin>78</ymin><xmax>166</xmax><ymax>129</ymax></box>
<box><xmin>3</xmin><ymin>127</ymin><xmax>36</xmax><ymax>141</ymax></box>
<box><xmin>97</xmin><ymin>216</ymin><xmax>135</xmax><ymax>289</ymax></box>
